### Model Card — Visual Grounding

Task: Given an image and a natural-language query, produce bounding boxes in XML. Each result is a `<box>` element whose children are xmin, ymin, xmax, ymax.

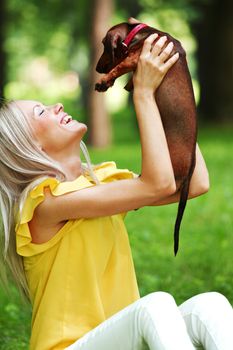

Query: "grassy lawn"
<box><xmin>0</xmin><ymin>125</ymin><xmax>233</xmax><ymax>349</ymax></box>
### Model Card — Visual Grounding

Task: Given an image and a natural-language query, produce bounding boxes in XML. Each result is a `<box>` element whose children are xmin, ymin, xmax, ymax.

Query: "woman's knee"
<box><xmin>192</xmin><ymin>292</ymin><xmax>230</xmax><ymax>308</ymax></box>
<box><xmin>138</xmin><ymin>291</ymin><xmax>177</xmax><ymax>311</ymax></box>
<box><xmin>180</xmin><ymin>292</ymin><xmax>232</xmax><ymax>318</ymax></box>
<box><xmin>199</xmin><ymin>292</ymin><xmax>233</xmax><ymax>315</ymax></box>
<box><xmin>199</xmin><ymin>292</ymin><xmax>231</xmax><ymax>305</ymax></box>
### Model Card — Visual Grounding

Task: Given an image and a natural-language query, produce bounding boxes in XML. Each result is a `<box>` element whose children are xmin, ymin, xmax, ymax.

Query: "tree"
<box><xmin>190</xmin><ymin>0</ymin><xmax>233</xmax><ymax>121</ymax></box>
<box><xmin>87</xmin><ymin>0</ymin><xmax>114</xmax><ymax>147</ymax></box>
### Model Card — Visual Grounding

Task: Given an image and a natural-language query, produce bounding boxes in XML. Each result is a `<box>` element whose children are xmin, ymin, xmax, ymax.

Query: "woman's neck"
<box><xmin>60</xmin><ymin>155</ymin><xmax>83</xmax><ymax>181</ymax></box>
<box><xmin>47</xmin><ymin>144</ymin><xmax>83</xmax><ymax>181</ymax></box>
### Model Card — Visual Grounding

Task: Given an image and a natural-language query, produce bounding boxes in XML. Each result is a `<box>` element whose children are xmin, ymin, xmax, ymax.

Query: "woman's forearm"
<box><xmin>148</xmin><ymin>143</ymin><xmax>210</xmax><ymax>206</ymax></box>
<box><xmin>133</xmin><ymin>88</ymin><xmax>176</xmax><ymax>192</ymax></box>
<box><xmin>188</xmin><ymin>143</ymin><xmax>209</xmax><ymax>197</ymax></box>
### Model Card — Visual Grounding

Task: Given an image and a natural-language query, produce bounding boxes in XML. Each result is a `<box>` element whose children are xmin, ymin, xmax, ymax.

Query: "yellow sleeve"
<box><xmin>92</xmin><ymin>161</ymin><xmax>136</xmax><ymax>183</ymax></box>
<box><xmin>15</xmin><ymin>175</ymin><xmax>94</xmax><ymax>257</ymax></box>
<box><xmin>92</xmin><ymin>162</ymin><xmax>136</xmax><ymax>219</ymax></box>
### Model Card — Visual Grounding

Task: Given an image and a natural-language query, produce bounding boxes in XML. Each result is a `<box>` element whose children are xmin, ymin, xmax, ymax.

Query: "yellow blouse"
<box><xmin>16</xmin><ymin>162</ymin><xmax>140</xmax><ymax>350</ymax></box>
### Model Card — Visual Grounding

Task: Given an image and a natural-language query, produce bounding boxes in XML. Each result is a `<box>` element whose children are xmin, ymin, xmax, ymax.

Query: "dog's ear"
<box><xmin>103</xmin><ymin>33</ymin><xmax>117</xmax><ymax>64</ymax></box>
<box><xmin>128</xmin><ymin>17</ymin><xmax>141</xmax><ymax>24</ymax></box>
<box><xmin>114</xmin><ymin>35</ymin><xmax>128</xmax><ymax>58</ymax></box>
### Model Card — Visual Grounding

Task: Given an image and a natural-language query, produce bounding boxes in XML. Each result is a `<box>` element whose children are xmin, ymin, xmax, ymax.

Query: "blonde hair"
<box><xmin>0</xmin><ymin>99</ymin><xmax>98</xmax><ymax>298</ymax></box>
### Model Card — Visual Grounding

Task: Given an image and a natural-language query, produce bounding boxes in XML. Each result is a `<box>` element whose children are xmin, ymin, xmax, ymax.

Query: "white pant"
<box><xmin>66</xmin><ymin>292</ymin><xmax>233</xmax><ymax>350</ymax></box>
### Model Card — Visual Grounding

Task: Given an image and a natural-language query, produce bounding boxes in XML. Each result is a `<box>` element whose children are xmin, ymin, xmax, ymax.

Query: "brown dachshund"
<box><xmin>95</xmin><ymin>19</ymin><xmax>197</xmax><ymax>255</ymax></box>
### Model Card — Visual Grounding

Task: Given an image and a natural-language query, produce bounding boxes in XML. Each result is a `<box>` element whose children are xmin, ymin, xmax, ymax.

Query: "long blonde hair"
<box><xmin>0</xmin><ymin>99</ymin><xmax>98</xmax><ymax>299</ymax></box>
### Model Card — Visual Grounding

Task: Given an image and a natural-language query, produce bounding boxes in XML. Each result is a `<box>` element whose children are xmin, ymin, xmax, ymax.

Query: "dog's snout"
<box><xmin>96</xmin><ymin>58</ymin><xmax>108</xmax><ymax>73</ymax></box>
<box><xmin>96</xmin><ymin>51</ymin><xmax>113</xmax><ymax>73</ymax></box>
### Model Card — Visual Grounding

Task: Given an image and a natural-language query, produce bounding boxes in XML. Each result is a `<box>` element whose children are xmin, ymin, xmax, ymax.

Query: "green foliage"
<box><xmin>3</xmin><ymin>0</ymin><xmax>201</xmax><ymax>109</ymax></box>
<box><xmin>4</xmin><ymin>0</ymin><xmax>94</xmax><ymax>106</ymax></box>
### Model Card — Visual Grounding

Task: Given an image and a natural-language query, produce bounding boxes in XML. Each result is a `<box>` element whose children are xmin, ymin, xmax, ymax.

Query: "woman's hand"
<box><xmin>133</xmin><ymin>33</ymin><xmax>179</xmax><ymax>93</ymax></box>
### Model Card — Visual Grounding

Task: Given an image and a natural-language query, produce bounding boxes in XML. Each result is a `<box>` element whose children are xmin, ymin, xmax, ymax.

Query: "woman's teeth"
<box><xmin>62</xmin><ymin>115</ymin><xmax>72</xmax><ymax>124</ymax></box>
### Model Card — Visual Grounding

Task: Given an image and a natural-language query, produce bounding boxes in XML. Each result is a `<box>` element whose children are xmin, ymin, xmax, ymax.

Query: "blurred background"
<box><xmin>0</xmin><ymin>0</ymin><xmax>232</xmax><ymax>348</ymax></box>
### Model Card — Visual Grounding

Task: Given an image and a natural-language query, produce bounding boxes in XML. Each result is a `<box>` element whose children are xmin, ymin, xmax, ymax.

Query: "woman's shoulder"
<box><xmin>92</xmin><ymin>161</ymin><xmax>136</xmax><ymax>183</ymax></box>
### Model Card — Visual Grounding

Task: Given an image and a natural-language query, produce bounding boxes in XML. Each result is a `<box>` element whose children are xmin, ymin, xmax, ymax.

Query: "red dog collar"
<box><xmin>123</xmin><ymin>23</ymin><xmax>148</xmax><ymax>48</ymax></box>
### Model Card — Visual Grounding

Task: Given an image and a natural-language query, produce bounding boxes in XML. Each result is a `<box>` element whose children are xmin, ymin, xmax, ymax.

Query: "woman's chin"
<box><xmin>61</xmin><ymin>120</ymin><xmax>87</xmax><ymax>134</ymax></box>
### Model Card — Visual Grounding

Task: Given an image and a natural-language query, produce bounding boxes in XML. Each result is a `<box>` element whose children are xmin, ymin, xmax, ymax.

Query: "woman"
<box><xmin>0</xmin><ymin>33</ymin><xmax>233</xmax><ymax>350</ymax></box>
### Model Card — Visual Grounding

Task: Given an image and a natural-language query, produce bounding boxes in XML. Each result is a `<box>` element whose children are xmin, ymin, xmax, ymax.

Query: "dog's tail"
<box><xmin>174</xmin><ymin>155</ymin><xmax>196</xmax><ymax>255</ymax></box>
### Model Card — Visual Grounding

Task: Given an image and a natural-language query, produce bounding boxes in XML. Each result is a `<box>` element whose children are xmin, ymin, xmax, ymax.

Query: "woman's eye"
<box><xmin>34</xmin><ymin>106</ymin><xmax>45</xmax><ymax>117</ymax></box>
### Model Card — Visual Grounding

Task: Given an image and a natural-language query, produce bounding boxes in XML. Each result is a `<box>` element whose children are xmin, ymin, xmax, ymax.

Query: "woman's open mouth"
<box><xmin>60</xmin><ymin>114</ymin><xmax>73</xmax><ymax>125</ymax></box>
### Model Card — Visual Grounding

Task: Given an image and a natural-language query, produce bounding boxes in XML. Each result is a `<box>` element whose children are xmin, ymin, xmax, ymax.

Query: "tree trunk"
<box><xmin>87</xmin><ymin>0</ymin><xmax>113</xmax><ymax>147</ymax></box>
<box><xmin>192</xmin><ymin>0</ymin><xmax>233</xmax><ymax>121</ymax></box>
<box><xmin>0</xmin><ymin>0</ymin><xmax>6</xmax><ymax>97</ymax></box>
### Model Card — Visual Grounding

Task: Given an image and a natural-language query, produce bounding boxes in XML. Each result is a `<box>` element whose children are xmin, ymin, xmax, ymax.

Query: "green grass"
<box><xmin>1</xmin><ymin>125</ymin><xmax>233</xmax><ymax>348</ymax></box>
<box><xmin>0</xmin><ymin>287</ymin><xmax>31</xmax><ymax>349</ymax></box>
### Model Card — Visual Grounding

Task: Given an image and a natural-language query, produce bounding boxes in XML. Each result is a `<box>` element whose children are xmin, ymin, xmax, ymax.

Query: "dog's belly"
<box><xmin>154</xmin><ymin>61</ymin><xmax>197</xmax><ymax>187</ymax></box>
<box><xmin>162</xmin><ymin>120</ymin><xmax>195</xmax><ymax>187</ymax></box>
<box><xmin>167</xmin><ymin>138</ymin><xmax>193</xmax><ymax>183</ymax></box>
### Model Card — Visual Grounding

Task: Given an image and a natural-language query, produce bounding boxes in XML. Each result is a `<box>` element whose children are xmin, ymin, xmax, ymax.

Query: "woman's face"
<box><xmin>16</xmin><ymin>100</ymin><xmax>87</xmax><ymax>157</ymax></box>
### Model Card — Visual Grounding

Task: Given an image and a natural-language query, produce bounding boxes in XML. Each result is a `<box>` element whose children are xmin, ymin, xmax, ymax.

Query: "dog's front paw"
<box><xmin>95</xmin><ymin>81</ymin><xmax>109</xmax><ymax>92</ymax></box>
<box><xmin>95</xmin><ymin>78</ymin><xmax>116</xmax><ymax>92</ymax></box>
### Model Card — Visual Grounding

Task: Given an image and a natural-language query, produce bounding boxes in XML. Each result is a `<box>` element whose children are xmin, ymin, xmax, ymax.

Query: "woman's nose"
<box><xmin>53</xmin><ymin>103</ymin><xmax>64</xmax><ymax>114</ymax></box>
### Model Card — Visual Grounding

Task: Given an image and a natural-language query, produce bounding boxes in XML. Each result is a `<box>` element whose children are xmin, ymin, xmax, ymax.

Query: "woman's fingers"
<box><xmin>140</xmin><ymin>33</ymin><xmax>158</xmax><ymax>57</ymax></box>
<box><xmin>157</xmin><ymin>41</ymin><xmax>174</xmax><ymax>62</ymax></box>
<box><xmin>163</xmin><ymin>52</ymin><xmax>179</xmax><ymax>72</ymax></box>
<box><xmin>135</xmin><ymin>32</ymin><xmax>180</xmax><ymax>91</ymax></box>
<box><xmin>141</xmin><ymin>34</ymin><xmax>176</xmax><ymax>65</ymax></box>
<box><xmin>150</xmin><ymin>37</ymin><xmax>179</xmax><ymax>71</ymax></box>
<box><xmin>151</xmin><ymin>36</ymin><xmax>168</xmax><ymax>57</ymax></box>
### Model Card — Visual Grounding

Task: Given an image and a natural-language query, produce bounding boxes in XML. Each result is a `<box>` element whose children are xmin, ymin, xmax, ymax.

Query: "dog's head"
<box><xmin>96</xmin><ymin>18</ymin><xmax>152</xmax><ymax>74</ymax></box>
